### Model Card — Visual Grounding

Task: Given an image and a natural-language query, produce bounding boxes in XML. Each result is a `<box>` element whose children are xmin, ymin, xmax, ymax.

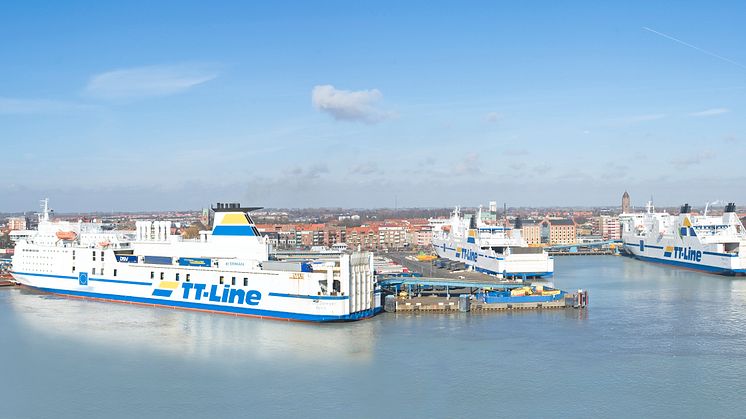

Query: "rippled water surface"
<box><xmin>2</xmin><ymin>256</ymin><xmax>746</xmax><ymax>418</ymax></box>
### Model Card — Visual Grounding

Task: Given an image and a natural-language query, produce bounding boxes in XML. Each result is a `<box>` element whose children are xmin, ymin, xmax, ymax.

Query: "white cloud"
<box><xmin>0</xmin><ymin>97</ymin><xmax>94</xmax><ymax>114</ymax></box>
<box><xmin>689</xmin><ymin>108</ymin><xmax>730</xmax><ymax>117</ymax></box>
<box><xmin>349</xmin><ymin>161</ymin><xmax>380</xmax><ymax>175</ymax></box>
<box><xmin>312</xmin><ymin>84</ymin><xmax>394</xmax><ymax>123</ymax></box>
<box><xmin>723</xmin><ymin>135</ymin><xmax>739</xmax><ymax>144</ymax></box>
<box><xmin>670</xmin><ymin>151</ymin><xmax>714</xmax><ymax>169</ymax></box>
<box><xmin>453</xmin><ymin>153</ymin><xmax>481</xmax><ymax>175</ymax></box>
<box><xmin>85</xmin><ymin>64</ymin><xmax>218</xmax><ymax>99</ymax></box>
<box><xmin>287</xmin><ymin>163</ymin><xmax>329</xmax><ymax>179</ymax></box>
<box><xmin>503</xmin><ymin>148</ymin><xmax>529</xmax><ymax>156</ymax></box>
<box><xmin>485</xmin><ymin>112</ymin><xmax>502</xmax><ymax>123</ymax></box>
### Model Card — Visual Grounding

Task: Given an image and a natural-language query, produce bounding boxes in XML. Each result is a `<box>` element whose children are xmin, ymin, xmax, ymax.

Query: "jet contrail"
<box><xmin>642</xmin><ymin>26</ymin><xmax>746</xmax><ymax>71</ymax></box>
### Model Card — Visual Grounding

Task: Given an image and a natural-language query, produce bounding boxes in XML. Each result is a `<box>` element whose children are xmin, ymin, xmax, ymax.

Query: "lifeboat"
<box><xmin>98</xmin><ymin>241</ymin><xmax>110</xmax><ymax>248</ymax></box>
<box><xmin>56</xmin><ymin>231</ymin><xmax>77</xmax><ymax>241</ymax></box>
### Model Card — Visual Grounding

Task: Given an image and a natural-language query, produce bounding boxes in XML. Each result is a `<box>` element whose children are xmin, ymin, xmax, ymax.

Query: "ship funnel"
<box><xmin>680</xmin><ymin>203</ymin><xmax>691</xmax><ymax>214</ymax></box>
<box><xmin>514</xmin><ymin>216</ymin><xmax>523</xmax><ymax>229</ymax></box>
<box><xmin>469</xmin><ymin>214</ymin><xmax>477</xmax><ymax>229</ymax></box>
<box><xmin>725</xmin><ymin>203</ymin><xmax>736</xmax><ymax>213</ymax></box>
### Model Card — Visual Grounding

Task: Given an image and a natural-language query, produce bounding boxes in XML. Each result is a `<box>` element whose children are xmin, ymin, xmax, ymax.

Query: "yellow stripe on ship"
<box><xmin>159</xmin><ymin>281</ymin><xmax>180</xmax><ymax>290</ymax></box>
<box><xmin>221</xmin><ymin>213</ymin><xmax>249</xmax><ymax>225</ymax></box>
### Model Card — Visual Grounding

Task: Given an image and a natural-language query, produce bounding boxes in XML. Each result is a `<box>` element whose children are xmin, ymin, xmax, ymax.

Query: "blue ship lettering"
<box><xmin>181</xmin><ymin>283</ymin><xmax>261</xmax><ymax>305</ymax></box>
<box><xmin>671</xmin><ymin>246</ymin><xmax>702</xmax><ymax>262</ymax></box>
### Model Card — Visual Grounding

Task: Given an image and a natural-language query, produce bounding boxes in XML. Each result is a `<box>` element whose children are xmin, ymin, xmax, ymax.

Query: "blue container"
<box><xmin>178</xmin><ymin>257</ymin><xmax>212</xmax><ymax>267</ymax></box>
<box><xmin>143</xmin><ymin>256</ymin><xmax>172</xmax><ymax>265</ymax></box>
<box><xmin>115</xmin><ymin>255</ymin><xmax>138</xmax><ymax>263</ymax></box>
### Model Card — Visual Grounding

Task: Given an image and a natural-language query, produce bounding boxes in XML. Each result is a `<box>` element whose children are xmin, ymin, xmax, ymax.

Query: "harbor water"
<box><xmin>2</xmin><ymin>256</ymin><xmax>746</xmax><ymax>418</ymax></box>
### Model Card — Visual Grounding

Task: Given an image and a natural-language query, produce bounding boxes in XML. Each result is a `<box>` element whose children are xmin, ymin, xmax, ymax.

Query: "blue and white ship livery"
<box><xmin>431</xmin><ymin>206</ymin><xmax>553</xmax><ymax>278</ymax></box>
<box><xmin>620</xmin><ymin>201</ymin><xmax>746</xmax><ymax>275</ymax></box>
<box><xmin>11</xmin><ymin>200</ymin><xmax>381</xmax><ymax>322</ymax></box>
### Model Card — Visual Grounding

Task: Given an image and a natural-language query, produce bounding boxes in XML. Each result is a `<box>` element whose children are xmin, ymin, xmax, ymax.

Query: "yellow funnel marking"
<box><xmin>221</xmin><ymin>213</ymin><xmax>249</xmax><ymax>225</ymax></box>
<box><xmin>683</xmin><ymin>217</ymin><xmax>692</xmax><ymax>227</ymax></box>
<box><xmin>160</xmin><ymin>281</ymin><xmax>180</xmax><ymax>290</ymax></box>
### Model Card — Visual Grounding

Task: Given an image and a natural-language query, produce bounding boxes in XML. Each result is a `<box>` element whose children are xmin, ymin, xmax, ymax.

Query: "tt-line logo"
<box><xmin>182</xmin><ymin>283</ymin><xmax>261</xmax><ymax>305</ymax></box>
<box><xmin>663</xmin><ymin>246</ymin><xmax>702</xmax><ymax>262</ymax></box>
<box><xmin>153</xmin><ymin>282</ymin><xmax>261</xmax><ymax>306</ymax></box>
<box><xmin>458</xmin><ymin>248</ymin><xmax>478</xmax><ymax>262</ymax></box>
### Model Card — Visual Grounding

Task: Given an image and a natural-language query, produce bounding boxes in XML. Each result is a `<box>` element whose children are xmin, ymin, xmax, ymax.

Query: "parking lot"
<box><xmin>380</xmin><ymin>251</ymin><xmax>498</xmax><ymax>282</ymax></box>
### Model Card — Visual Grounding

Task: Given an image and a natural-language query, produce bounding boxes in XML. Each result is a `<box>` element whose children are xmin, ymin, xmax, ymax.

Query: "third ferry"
<box><xmin>620</xmin><ymin>201</ymin><xmax>746</xmax><ymax>275</ymax></box>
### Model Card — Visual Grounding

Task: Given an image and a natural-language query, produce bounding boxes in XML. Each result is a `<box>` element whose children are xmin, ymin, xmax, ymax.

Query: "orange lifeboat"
<box><xmin>56</xmin><ymin>231</ymin><xmax>78</xmax><ymax>241</ymax></box>
<box><xmin>99</xmin><ymin>241</ymin><xmax>110</xmax><ymax>248</ymax></box>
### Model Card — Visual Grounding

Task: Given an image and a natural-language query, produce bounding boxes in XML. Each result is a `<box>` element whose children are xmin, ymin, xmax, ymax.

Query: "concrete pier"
<box><xmin>384</xmin><ymin>291</ymin><xmax>587</xmax><ymax>313</ymax></box>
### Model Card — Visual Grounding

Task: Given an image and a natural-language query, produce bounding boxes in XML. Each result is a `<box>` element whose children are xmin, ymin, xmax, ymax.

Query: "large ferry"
<box><xmin>431</xmin><ymin>206</ymin><xmax>554</xmax><ymax>278</ymax></box>
<box><xmin>620</xmin><ymin>201</ymin><xmax>746</xmax><ymax>275</ymax></box>
<box><xmin>10</xmin><ymin>200</ymin><xmax>381</xmax><ymax>322</ymax></box>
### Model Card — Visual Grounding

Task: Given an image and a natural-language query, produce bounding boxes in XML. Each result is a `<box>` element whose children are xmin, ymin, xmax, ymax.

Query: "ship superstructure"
<box><xmin>431</xmin><ymin>206</ymin><xmax>554</xmax><ymax>278</ymax></box>
<box><xmin>620</xmin><ymin>201</ymin><xmax>746</xmax><ymax>275</ymax></box>
<box><xmin>11</xmin><ymin>200</ymin><xmax>381</xmax><ymax>322</ymax></box>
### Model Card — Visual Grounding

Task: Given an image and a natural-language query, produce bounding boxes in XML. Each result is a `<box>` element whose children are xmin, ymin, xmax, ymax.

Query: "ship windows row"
<box><xmin>151</xmin><ymin>271</ymin><xmax>249</xmax><ymax>286</ymax></box>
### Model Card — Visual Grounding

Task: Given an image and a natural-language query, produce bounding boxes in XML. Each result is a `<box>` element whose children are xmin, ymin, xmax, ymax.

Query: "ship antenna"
<box><xmin>704</xmin><ymin>200</ymin><xmax>722</xmax><ymax>217</ymax></box>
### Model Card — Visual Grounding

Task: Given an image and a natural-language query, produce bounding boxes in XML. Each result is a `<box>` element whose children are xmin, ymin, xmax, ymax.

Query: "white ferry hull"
<box><xmin>10</xmin><ymin>201</ymin><xmax>382</xmax><ymax>323</ymax></box>
<box><xmin>621</xmin><ymin>241</ymin><xmax>746</xmax><ymax>276</ymax></box>
<box><xmin>12</xmin><ymin>270</ymin><xmax>382</xmax><ymax>322</ymax></box>
<box><xmin>620</xmin><ymin>200</ymin><xmax>746</xmax><ymax>276</ymax></box>
<box><xmin>432</xmin><ymin>239</ymin><xmax>554</xmax><ymax>278</ymax></box>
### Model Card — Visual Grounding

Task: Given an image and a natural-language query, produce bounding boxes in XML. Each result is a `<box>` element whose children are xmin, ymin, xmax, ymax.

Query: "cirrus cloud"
<box><xmin>312</xmin><ymin>84</ymin><xmax>394</xmax><ymax>123</ymax></box>
<box><xmin>85</xmin><ymin>64</ymin><xmax>219</xmax><ymax>99</ymax></box>
<box><xmin>689</xmin><ymin>108</ymin><xmax>730</xmax><ymax>117</ymax></box>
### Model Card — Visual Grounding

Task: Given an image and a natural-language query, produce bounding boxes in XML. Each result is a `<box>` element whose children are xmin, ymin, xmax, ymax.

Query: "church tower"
<box><xmin>622</xmin><ymin>191</ymin><xmax>631</xmax><ymax>214</ymax></box>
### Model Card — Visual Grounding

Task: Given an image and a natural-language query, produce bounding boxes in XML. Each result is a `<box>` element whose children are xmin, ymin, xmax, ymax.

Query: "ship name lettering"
<box><xmin>460</xmin><ymin>248</ymin><xmax>478</xmax><ymax>262</ymax></box>
<box><xmin>181</xmin><ymin>282</ymin><xmax>261</xmax><ymax>305</ymax></box>
<box><xmin>672</xmin><ymin>246</ymin><xmax>702</xmax><ymax>262</ymax></box>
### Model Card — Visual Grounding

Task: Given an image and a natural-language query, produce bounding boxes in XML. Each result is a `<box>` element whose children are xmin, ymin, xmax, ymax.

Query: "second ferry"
<box><xmin>620</xmin><ymin>201</ymin><xmax>746</xmax><ymax>275</ymax></box>
<box><xmin>431</xmin><ymin>206</ymin><xmax>554</xmax><ymax>278</ymax></box>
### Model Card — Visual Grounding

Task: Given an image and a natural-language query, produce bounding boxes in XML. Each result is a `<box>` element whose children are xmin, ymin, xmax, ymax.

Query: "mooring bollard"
<box><xmin>459</xmin><ymin>294</ymin><xmax>470</xmax><ymax>312</ymax></box>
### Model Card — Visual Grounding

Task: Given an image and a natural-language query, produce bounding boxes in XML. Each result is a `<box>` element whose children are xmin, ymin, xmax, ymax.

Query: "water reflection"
<box><xmin>6</xmin><ymin>288</ymin><xmax>378</xmax><ymax>363</ymax></box>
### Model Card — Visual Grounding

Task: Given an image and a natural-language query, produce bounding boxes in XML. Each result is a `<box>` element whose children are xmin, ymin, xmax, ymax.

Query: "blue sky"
<box><xmin>1</xmin><ymin>1</ymin><xmax>745</xmax><ymax>212</ymax></box>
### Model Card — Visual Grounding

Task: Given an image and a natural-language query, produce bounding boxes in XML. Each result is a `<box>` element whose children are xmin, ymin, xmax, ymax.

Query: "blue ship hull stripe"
<box><xmin>26</xmin><ymin>285</ymin><xmax>381</xmax><ymax>322</ymax></box>
<box><xmin>702</xmin><ymin>251</ymin><xmax>738</xmax><ymax>258</ymax></box>
<box><xmin>268</xmin><ymin>292</ymin><xmax>349</xmax><ymax>300</ymax></box>
<box><xmin>11</xmin><ymin>271</ymin><xmax>152</xmax><ymax>286</ymax></box>
<box><xmin>630</xmin><ymin>254</ymin><xmax>746</xmax><ymax>275</ymax></box>
<box><xmin>624</xmin><ymin>245</ymin><xmax>740</xmax><ymax>258</ymax></box>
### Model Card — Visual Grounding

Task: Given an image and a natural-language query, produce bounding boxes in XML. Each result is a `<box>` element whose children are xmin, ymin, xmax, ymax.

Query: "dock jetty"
<box><xmin>378</xmin><ymin>275</ymin><xmax>588</xmax><ymax>314</ymax></box>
